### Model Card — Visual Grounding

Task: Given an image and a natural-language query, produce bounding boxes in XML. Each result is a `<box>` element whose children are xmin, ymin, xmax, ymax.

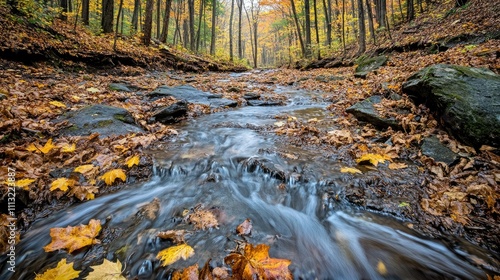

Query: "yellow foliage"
<box><xmin>74</xmin><ymin>164</ymin><xmax>96</xmax><ymax>175</ymax></box>
<box><xmin>27</xmin><ymin>139</ymin><xmax>56</xmax><ymax>154</ymax></box>
<box><xmin>16</xmin><ymin>178</ymin><xmax>36</xmax><ymax>190</ymax></box>
<box><xmin>340</xmin><ymin>167</ymin><xmax>362</xmax><ymax>174</ymax></box>
<box><xmin>87</xmin><ymin>259</ymin><xmax>125</xmax><ymax>280</ymax></box>
<box><xmin>156</xmin><ymin>244</ymin><xmax>195</xmax><ymax>267</ymax></box>
<box><xmin>44</xmin><ymin>219</ymin><xmax>102</xmax><ymax>253</ymax></box>
<box><xmin>61</xmin><ymin>143</ymin><xmax>76</xmax><ymax>153</ymax></box>
<box><xmin>49</xmin><ymin>101</ymin><xmax>67</xmax><ymax>108</ymax></box>
<box><xmin>50</xmin><ymin>178</ymin><xmax>75</xmax><ymax>192</ymax></box>
<box><xmin>377</xmin><ymin>260</ymin><xmax>387</xmax><ymax>276</ymax></box>
<box><xmin>356</xmin><ymin>153</ymin><xmax>392</xmax><ymax>166</ymax></box>
<box><xmin>126</xmin><ymin>155</ymin><xmax>140</xmax><ymax>168</ymax></box>
<box><xmin>100</xmin><ymin>169</ymin><xmax>127</xmax><ymax>185</ymax></box>
<box><xmin>35</xmin><ymin>259</ymin><xmax>80</xmax><ymax>280</ymax></box>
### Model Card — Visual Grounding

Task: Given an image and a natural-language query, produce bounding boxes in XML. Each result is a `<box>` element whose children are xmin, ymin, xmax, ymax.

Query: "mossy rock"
<box><xmin>402</xmin><ymin>64</ymin><xmax>500</xmax><ymax>148</ymax></box>
<box><xmin>55</xmin><ymin>104</ymin><xmax>144</xmax><ymax>137</ymax></box>
<box><xmin>354</xmin><ymin>56</ymin><xmax>388</xmax><ymax>78</ymax></box>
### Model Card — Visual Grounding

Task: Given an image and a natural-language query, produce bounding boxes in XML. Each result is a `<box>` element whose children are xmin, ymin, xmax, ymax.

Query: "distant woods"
<box><xmin>5</xmin><ymin>0</ymin><xmax>450</xmax><ymax>67</ymax></box>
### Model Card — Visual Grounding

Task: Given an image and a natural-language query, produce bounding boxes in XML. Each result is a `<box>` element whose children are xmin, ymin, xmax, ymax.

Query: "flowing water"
<box><xmin>1</xmin><ymin>82</ymin><xmax>495</xmax><ymax>279</ymax></box>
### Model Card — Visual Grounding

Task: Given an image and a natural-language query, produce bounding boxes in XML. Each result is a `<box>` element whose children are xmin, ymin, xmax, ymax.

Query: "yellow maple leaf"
<box><xmin>356</xmin><ymin>153</ymin><xmax>392</xmax><ymax>166</ymax></box>
<box><xmin>44</xmin><ymin>219</ymin><xmax>102</xmax><ymax>253</ymax></box>
<box><xmin>125</xmin><ymin>155</ymin><xmax>140</xmax><ymax>168</ymax></box>
<box><xmin>156</xmin><ymin>244</ymin><xmax>195</xmax><ymax>267</ymax></box>
<box><xmin>340</xmin><ymin>167</ymin><xmax>362</xmax><ymax>174</ymax></box>
<box><xmin>16</xmin><ymin>178</ymin><xmax>36</xmax><ymax>190</ymax></box>
<box><xmin>26</xmin><ymin>143</ymin><xmax>38</xmax><ymax>152</ymax></box>
<box><xmin>40</xmin><ymin>139</ymin><xmax>56</xmax><ymax>154</ymax></box>
<box><xmin>74</xmin><ymin>164</ymin><xmax>96</xmax><ymax>175</ymax></box>
<box><xmin>49</xmin><ymin>101</ymin><xmax>67</xmax><ymax>108</ymax></box>
<box><xmin>50</xmin><ymin>178</ymin><xmax>75</xmax><ymax>192</ymax></box>
<box><xmin>225</xmin><ymin>244</ymin><xmax>292</xmax><ymax>280</ymax></box>
<box><xmin>87</xmin><ymin>259</ymin><xmax>125</xmax><ymax>280</ymax></box>
<box><xmin>61</xmin><ymin>143</ymin><xmax>76</xmax><ymax>153</ymax></box>
<box><xmin>35</xmin><ymin>258</ymin><xmax>80</xmax><ymax>280</ymax></box>
<box><xmin>100</xmin><ymin>169</ymin><xmax>127</xmax><ymax>186</ymax></box>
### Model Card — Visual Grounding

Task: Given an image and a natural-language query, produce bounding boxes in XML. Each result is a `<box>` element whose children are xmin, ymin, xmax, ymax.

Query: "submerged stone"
<box><xmin>149</xmin><ymin>85</ymin><xmax>237</xmax><ymax>109</ymax></box>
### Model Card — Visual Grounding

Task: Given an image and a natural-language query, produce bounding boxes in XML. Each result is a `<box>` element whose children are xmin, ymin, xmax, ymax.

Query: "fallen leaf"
<box><xmin>39</xmin><ymin>139</ymin><xmax>56</xmax><ymax>154</ymax></box>
<box><xmin>49</xmin><ymin>101</ymin><xmax>67</xmax><ymax>108</ymax></box>
<box><xmin>388</xmin><ymin>162</ymin><xmax>408</xmax><ymax>170</ymax></box>
<box><xmin>172</xmin><ymin>264</ymin><xmax>199</xmax><ymax>280</ymax></box>
<box><xmin>377</xmin><ymin>260</ymin><xmax>387</xmax><ymax>276</ymax></box>
<box><xmin>61</xmin><ymin>143</ymin><xmax>76</xmax><ymax>153</ymax></box>
<box><xmin>70</xmin><ymin>185</ymin><xmax>99</xmax><ymax>200</ymax></box>
<box><xmin>87</xmin><ymin>259</ymin><xmax>125</xmax><ymax>280</ymax></box>
<box><xmin>44</xmin><ymin>219</ymin><xmax>102</xmax><ymax>253</ymax></box>
<box><xmin>157</xmin><ymin>244</ymin><xmax>195</xmax><ymax>267</ymax></box>
<box><xmin>100</xmin><ymin>169</ymin><xmax>127</xmax><ymax>185</ymax></box>
<box><xmin>274</xmin><ymin>121</ymin><xmax>285</xmax><ymax>127</ymax></box>
<box><xmin>138</xmin><ymin>197</ymin><xmax>160</xmax><ymax>220</ymax></box>
<box><xmin>16</xmin><ymin>178</ymin><xmax>36</xmax><ymax>190</ymax></box>
<box><xmin>126</xmin><ymin>155</ymin><xmax>140</xmax><ymax>168</ymax></box>
<box><xmin>87</xmin><ymin>87</ymin><xmax>100</xmax><ymax>93</ymax></box>
<box><xmin>398</xmin><ymin>202</ymin><xmax>410</xmax><ymax>207</ymax></box>
<box><xmin>74</xmin><ymin>164</ymin><xmax>97</xmax><ymax>176</ymax></box>
<box><xmin>188</xmin><ymin>209</ymin><xmax>218</xmax><ymax>230</ymax></box>
<box><xmin>50</xmin><ymin>178</ymin><xmax>75</xmax><ymax>192</ymax></box>
<box><xmin>35</xmin><ymin>259</ymin><xmax>80</xmax><ymax>280</ymax></box>
<box><xmin>356</xmin><ymin>153</ymin><xmax>392</xmax><ymax>166</ymax></box>
<box><xmin>225</xmin><ymin>243</ymin><xmax>292</xmax><ymax>280</ymax></box>
<box><xmin>236</xmin><ymin>219</ymin><xmax>252</xmax><ymax>236</ymax></box>
<box><xmin>340</xmin><ymin>167</ymin><xmax>362</xmax><ymax>174</ymax></box>
<box><xmin>157</xmin><ymin>230</ymin><xmax>187</xmax><ymax>244</ymax></box>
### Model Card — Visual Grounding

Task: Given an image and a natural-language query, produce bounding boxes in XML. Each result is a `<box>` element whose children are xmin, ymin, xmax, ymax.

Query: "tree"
<box><xmin>143</xmin><ymin>0</ymin><xmax>154</xmax><ymax>45</ymax></box>
<box><xmin>210</xmin><ymin>0</ymin><xmax>217</xmax><ymax>55</ymax></box>
<box><xmin>82</xmin><ymin>0</ymin><xmax>90</xmax><ymax>25</ymax></box>
<box><xmin>237</xmin><ymin>0</ymin><xmax>243</xmax><ymax>59</ymax></box>
<box><xmin>229</xmin><ymin>0</ymin><xmax>235</xmax><ymax>60</ymax></box>
<box><xmin>160</xmin><ymin>0</ymin><xmax>173</xmax><ymax>42</ymax></box>
<box><xmin>60</xmin><ymin>0</ymin><xmax>68</xmax><ymax>21</ymax></box>
<box><xmin>304</xmin><ymin>0</ymin><xmax>312</xmax><ymax>57</ymax></box>
<box><xmin>188</xmin><ymin>0</ymin><xmax>196</xmax><ymax>50</ymax></box>
<box><xmin>455</xmin><ymin>0</ymin><xmax>467</xmax><ymax>7</ymax></box>
<box><xmin>357</xmin><ymin>0</ymin><xmax>366</xmax><ymax>54</ymax></box>
<box><xmin>102</xmin><ymin>0</ymin><xmax>114</xmax><ymax>33</ymax></box>
<box><xmin>406</xmin><ymin>0</ymin><xmax>414</xmax><ymax>21</ymax></box>
<box><xmin>322</xmin><ymin>0</ymin><xmax>332</xmax><ymax>46</ymax></box>
<box><xmin>313</xmin><ymin>0</ymin><xmax>320</xmax><ymax>59</ymax></box>
<box><xmin>131</xmin><ymin>0</ymin><xmax>141</xmax><ymax>33</ymax></box>
<box><xmin>366</xmin><ymin>0</ymin><xmax>376</xmax><ymax>44</ymax></box>
<box><xmin>290</xmin><ymin>0</ymin><xmax>306</xmax><ymax>56</ymax></box>
<box><xmin>374</xmin><ymin>0</ymin><xmax>386</xmax><ymax>28</ymax></box>
<box><xmin>114</xmin><ymin>0</ymin><xmax>124</xmax><ymax>51</ymax></box>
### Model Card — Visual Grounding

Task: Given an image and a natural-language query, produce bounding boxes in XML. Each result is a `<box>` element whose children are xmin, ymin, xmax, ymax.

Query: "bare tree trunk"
<box><xmin>313</xmin><ymin>0</ymin><xmax>320</xmax><ymax>59</ymax></box>
<box><xmin>160</xmin><ymin>0</ymin><xmax>172</xmax><ymax>42</ymax></box>
<box><xmin>237</xmin><ymin>0</ymin><xmax>243</xmax><ymax>59</ymax></box>
<box><xmin>113</xmin><ymin>0</ymin><xmax>124</xmax><ymax>51</ymax></box>
<box><xmin>142</xmin><ymin>0</ymin><xmax>154</xmax><ymax>45</ymax></box>
<box><xmin>101</xmin><ymin>0</ymin><xmax>114</xmax><ymax>33</ymax></box>
<box><xmin>304</xmin><ymin>0</ymin><xmax>312</xmax><ymax>57</ymax></box>
<box><xmin>82</xmin><ymin>0</ymin><xmax>89</xmax><ymax>25</ymax></box>
<box><xmin>131</xmin><ymin>0</ymin><xmax>141</xmax><ymax>33</ymax></box>
<box><xmin>406</xmin><ymin>0</ymin><xmax>414</xmax><ymax>21</ymax></box>
<box><xmin>60</xmin><ymin>0</ymin><xmax>68</xmax><ymax>20</ymax></box>
<box><xmin>290</xmin><ymin>0</ymin><xmax>306</xmax><ymax>56</ymax></box>
<box><xmin>341</xmin><ymin>0</ymin><xmax>346</xmax><ymax>53</ymax></box>
<box><xmin>210</xmin><ymin>0</ymin><xmax>216</xmax><ymax>55</ymax></box>
<box><xmin>357</xmin><ymin>0</ymin><xmax>366</xmax><ymax>54</ymax></box>
<box><xmin>195</xmin><ymin>0</ymin><xmax>204</xmax><ymax>51</ymax></box>
<box><xmin>366</xmin><ymin>0</ymin><xmax>376</xmax><ymax>44</ymax></box>
<box><xmin>188</xmin><ymin>0</ymin><xmax>195</xmax><ymax>50</ymax></box>
<box><xmin>229</xmin><ymin>0</ymin><xmax>234</xmax><ymax>60</ymax></box>
<box><xmin>322</xmin><ymin>0</ymin><xmax>332</xmax><ymax>46</ymax></box>
<box><xmin>156</xmin><ymin>0</ymin><xmax>161</xmax><ymax>39</ymax></box>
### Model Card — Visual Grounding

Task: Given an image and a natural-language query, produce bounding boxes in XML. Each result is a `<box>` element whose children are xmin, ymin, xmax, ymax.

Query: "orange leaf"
<box><xmin>35</xmin><ymin>258</ymin><xmax>80</xmax><ymax>280</ymax></box>
<box><xmin>100</xmin><ymin>169</ymin><xmax>127</xmax><ymax>186</ymax></box>
<box><xmin>43</xmin><ymin>219</ymin><xmax>102</xmax><ymax>253</ymax></box>
<box><xmin>225</xmin><ymin>244</ymin><xmax>292</xmax><ymax>280</ymax></box>
<box><xmin>39</xmin><ymin>139</ymin><xmax>56</xmax><ymax>154</ymax></box>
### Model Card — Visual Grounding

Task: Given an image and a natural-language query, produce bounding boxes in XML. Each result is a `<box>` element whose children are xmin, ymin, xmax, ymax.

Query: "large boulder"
<box><xmin>354</xmin><ymin>56</ymin><xmax>387</xmax><ymax>78</ymax></box>
<box><xmin>148</xmin><ymin>85</ymin><xmax>237</xmax><ymax>109</ymax></box>
<box><xmin>402</xmin><ymin>64</ymin><xmax>500</xmax><ymax>148</ymax></box>
<box><xmin>56</xmin><ymin>105</ymin><xmax>144</xmax><ymax>137</ymax></box>
<box><xmin>346</xmin><ymin>96</ymin><xmax>401</xmax><ymax>129</ymax></box>
<box><xmin>151</xmin><ymin>100</ymin><xmax>188</xmax><ymax>124</ymax></box>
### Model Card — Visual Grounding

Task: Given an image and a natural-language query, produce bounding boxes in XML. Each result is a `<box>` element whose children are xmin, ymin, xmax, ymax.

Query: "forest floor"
<box><xmin>0</xmin><ymin>0</ymin><xmax>499</xmax><ymax>278</ymax></box>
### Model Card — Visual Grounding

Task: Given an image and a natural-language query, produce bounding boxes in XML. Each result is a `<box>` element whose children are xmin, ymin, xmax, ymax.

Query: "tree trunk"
<box><xmin>406</xmin><ymin>0</ymin><xmax>414</xmax><ymax>21</ymax></box>
<box><xmin>304</xmin><ymin>0</ymin><xmax>312</xmax><ymax>58</ymax></box>
<box><xmin>455</xmin><ymin>0</ymin><xmax>467</xmax><ymax>7</ymax></box>
<box><xmin>113</xmin><ymin>0</ymin><xmax>124</xmax><ymax>51</ymax></box>
<box><xmin>160</xmin><ymin>0</ymin><xmax>172</xmax><ymax>42</ymax></box>
<box><xmin>82</xmin><ymin>0</ymin><xmax>89</xmax><ymax>25</ymax></box>
<box><xmin>156</xmin><ymin>0</ymin><xmax>161</xmax><ymax>39</ymax></box>
<box><xmin>101</xmin><ymin>0</ymin><xmax>114</xmax><ymax>33</ymax></box>
<box><xmin>357</xmin><ymin>0</ymin><xmax>366</xmax><ymax>54</ymax></box>
<box><xmin>290</xmin><ymin>0</ymin><xmax>306</xmax><ymax>57</ymax></box>
<box><xmin>237</xmin><ymin>0</ymin><xmax>243</xmax><ymax>59</ymax></box>
<box><xmin>366</xmin><ymin>0</ymin><xmax>376</xmax><ymax>44</ymax></box>
<box><xmin>142</xmin><ymin>0</ymin><xmax>154</xmax><ymax>45</ymax></box>
<box><xmin>210</xmin><ymin>0</ymin><xmax>216</xmax><ymax>55</ymax></box>
<box><xmin>60</xmin><ymin>0</ymin><xmax>68</xmax><ymax>20</ymax></box>
<box><xmin>195</xmin><ymin>0</ymin><xmax>204</xmax><ymax>51</ymax></box>
<box><xmin>188</xmin><ymin>0</ymin><xmax>195</xmax><ymax>50</ymax></box>
<box><xmin>313</xmin><ymin>0</ymin><xmax>320</xmax><ymax>59</ymax></box>
<box><xmin>229</xmin><ymin>0</ymin><xmax>234</xmax><ymax>60</ymax></box>
<box><xmin>322</xmin><ymin>0</ymin><xmax>332</xmax><ymax>46</ymax></box>
<box><xmin>131</xmin><ymin>0</ymin><xmax>141</xmax><ymax>32</ymax></box>
<box><xmin>341</xmin><ymin>0</ymin><xmax>346</xmax><ymax>53</ymax></box>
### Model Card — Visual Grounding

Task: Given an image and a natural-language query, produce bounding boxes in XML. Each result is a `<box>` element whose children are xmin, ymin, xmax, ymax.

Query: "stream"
<box><xmin>1</xmin><ymin>81</ymin><xmax>495</xmax><ymax>279</ymax></box>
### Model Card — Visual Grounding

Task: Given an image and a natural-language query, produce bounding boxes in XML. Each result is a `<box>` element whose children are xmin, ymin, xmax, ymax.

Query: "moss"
<box><xmin>68</xmin><ymin>125</ymin><xmax>80</xmax><ymax>131</ymax></box>
<box><xmin>96</xmin><ymin>120</ymin><xmax>114</xmax><ymax>127</ymax></box>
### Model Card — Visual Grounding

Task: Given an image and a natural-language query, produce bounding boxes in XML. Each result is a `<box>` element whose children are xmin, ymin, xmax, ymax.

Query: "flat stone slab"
<box><xmin>151</xmin><ymin>100</ymin><xmax>188</xmax><ymax>124</ymax></box>
<box><xmin>346</xmin><ymin>96</ymin><xmax>401</xmax><ymax>129</ymax></box>
<box><xmin>149</xmin><ymin>85</ymin><xmax>237</xmax><ymax>109</ymax></box>
<box><xmin>421</xmin><ymin>136</ymin><xmax>459</xmax><ymax>165</ymax></box>
<box><xmin>56</xmin><ymin>104</ymin><xmax>144</xmax><ymax>137</ymax></box>
<box><xmin>354</xmin><ymin>56</ymin><xmax>388</xmax><ymax>78</ymax></box>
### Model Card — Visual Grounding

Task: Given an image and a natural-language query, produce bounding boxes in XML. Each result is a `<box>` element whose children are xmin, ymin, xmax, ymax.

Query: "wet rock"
<box><xmin>242</xmin><ymin>157</ymin><xmax>287</xmax><ymax>181</ymax></box>
<box><xmin>0</xmin><ymin>93</ymin><xmax>7</xmax><ymax>100</ymax></box>
<box><xmin>314</xmin><ymin>75</ymin><xmax>344</xmax><ymax>82</ymax></box>
<box><xmin>151</xmin><ymin>100</ymin><xmax>188</xmax><ymax>124</ymax></box>
<box><xmin>354</xmin><ymin>55</ymin><xmax>388</xmax><ymax>78</ymax></box>
<box><xmin>247</xmin><ymin>100</ymin><xmax>283</xmax><ymax>106</ymax></box>
<box><xmin>109</xmin><ymin>83</ymin><xmax>136</xmax><ymax>92</ymax></box>
<box><xmin>346</xmin><ymin>96</ymin><xmax>401</xmax><ymax>129</ymax></box>
<box><xmin>56</xmin><ymin>104</ymin><xmax>144</xmax><ymax>137</ymax></box>
<box><xmin>149</xmin><ymin>85</ymin><xmax>237</xmax><ymax>109</ymax></box>
<box><xmin>403</xmin><ymin>64</ymin><xmax>500</xmax><ymax>148</ymax></box>
<box><xmin>421</xmin><ymin>136</ymin><xmax>459</xmax><ymax>165</ymax></box>
<box><xmin>243</xmin><ymin>92</ymin><xmax>261</xmax><ymax>100</ymax></box>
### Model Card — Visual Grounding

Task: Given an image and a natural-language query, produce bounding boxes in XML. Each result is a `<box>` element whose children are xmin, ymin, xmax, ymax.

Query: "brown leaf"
<box><xmin>157</xmin><ymin>230</ymin><xmax>187</xmax><ymax>244</ymax></box>
<box><xmin>236</xmin><ymin>219</ymin><xmax>252</xmax><ymax>236</ymax></box>
<box><xmin>188</xmin><ymin>209</ymin><xmax>218</xmax><ymax>230</ymax></box>
<box><xmin>138</xmin><ymin>197</ymin><xmax>160</xmax><ymax>220</ymax></box>
<box><xmin>224</xmin><ymin>244</ymin><xmax>292</xmax><ymax>280</ymax></box>
<box><xmin>44</xmin><ymin>219</ymin><xmax>101</xmax><ymax>253</ymax></box>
